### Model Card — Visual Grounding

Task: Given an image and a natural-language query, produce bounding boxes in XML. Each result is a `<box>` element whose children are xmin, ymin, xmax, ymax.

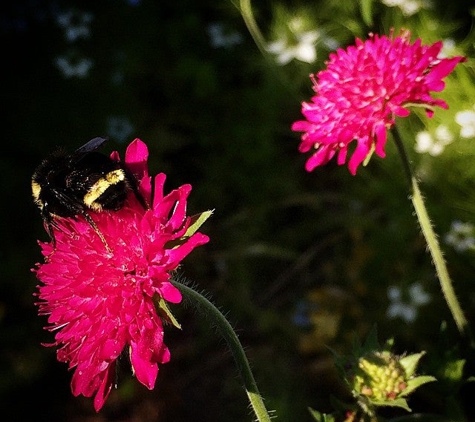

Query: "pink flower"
<box><xmin>33</xmin><ymin>139</ymin><xmax>209</xmax><ymax>411</ymax></box>
<box><xmin>292</xmin><ymin>30</ymin><xmax>464</xmax><ymax>175</ymax></box>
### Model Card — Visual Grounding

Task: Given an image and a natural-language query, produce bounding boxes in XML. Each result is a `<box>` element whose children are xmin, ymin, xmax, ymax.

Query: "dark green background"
<box><xmin>1</xmin><ymin>1</ymin><xmax>475</xmax><ymax>421</ymax></box>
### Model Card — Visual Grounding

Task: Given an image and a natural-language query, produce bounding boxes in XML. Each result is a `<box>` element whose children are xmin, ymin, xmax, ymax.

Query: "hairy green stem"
<box><xmin>392</xmin><ymin>128</ymin><xmax>469</xmax><ymax>337</ymax></box>
<box><xmin>172</xmin><ymin>278</ymin><xmax>274</xmax><ymax>422</ymax></box>
<box><xmin>239</xmin><ymin>0</ymin><xmax>268</xmax><ymax>56</ymax></box>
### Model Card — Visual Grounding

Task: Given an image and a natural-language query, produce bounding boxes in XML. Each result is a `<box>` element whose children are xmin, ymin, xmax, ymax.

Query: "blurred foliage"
<box><xmin>1</xmin><ymin>0</ymin><xmax>475</xmax><ymax>421</ymax></box>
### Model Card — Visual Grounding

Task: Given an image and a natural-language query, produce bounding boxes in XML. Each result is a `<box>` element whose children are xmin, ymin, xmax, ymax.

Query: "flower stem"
<box><xmin>238</xmin><ymin>0</ymin><xmax>268</xmax><ymax>56</ymax></box>
<box><xmin>172</xmin><ymin>277</ymin><xmax>274</xmax><ymax>422</ymax></box>
<box><xmin>392</xmin><ymin>128</ymin><xmax>470</xmax><ymax>338</ymax></box>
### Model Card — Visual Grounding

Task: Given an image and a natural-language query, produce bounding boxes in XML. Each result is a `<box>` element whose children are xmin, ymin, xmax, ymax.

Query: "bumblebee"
<box><xmin>32</xmin><ymin>137</ymin><xmax>147</xmax><ymax>250</ymax></box>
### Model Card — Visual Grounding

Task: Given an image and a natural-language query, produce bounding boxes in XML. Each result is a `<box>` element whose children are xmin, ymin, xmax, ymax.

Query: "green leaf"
<box><xmin>360</xmin><ymin>324</ymin><xmax>380</xmax><ymax>353</ymax></box>
<box><xmin>371</xmin><ymin>397</ymin><xmax>411</xmax><ymax>412</ymax></box>
<box><xmin>400</xmin><ymin>375</ymin><xmax>437</xmax><ymax>397</ymax></box>
<box><xmin>362</xmin><ymin>142</ymin><xmax>376</xmax><ymax>167</ymax></box>
<box><xmin>443</xmin><ymin>359</ymin><xmax>466</xmax><ymax>383</ymax></box>
<box><xmin>308</xmin><ymin>408</ymin><xmax>336</xmax><ymax>422</ymax></box>
<box><xmin>399</xmin><ymin>352</ymin><xmax>426</xmax><ymax>377</ymax></box>
<box><xmin>184</xmin><ymin>209</ymin><xmax>214</xmax><ymax>238</ymax></box>
<box><xmin>165</xmin><ymin>209</ymin><xmax>213</xmax><ymax>249</ymax></box>
<box><xmin>360</xmin><ymin>0</ymin><xmax>374</xmax><ymax>26</ymax></box>
<box><xmin>155</xmin><ymin>296</ymin><xmax>182</xmax><ymax>329</ymax></box>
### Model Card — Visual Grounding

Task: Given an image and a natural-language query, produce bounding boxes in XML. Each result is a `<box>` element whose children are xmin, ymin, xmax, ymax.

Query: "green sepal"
<box><xmin>361</xmin><ymin>324</ymin><xmax>380</xmax><ymax>351</ymax></box>
<box><xmin>399</xmin><ymin>375</ymin><xmax>437</xmax><ymax>398</ymax></box>
<box><xmin>403</xmin><ymin>102</ymin><xmax>436</xmax><ymax>114</ymax></box>
<box><xmin>399</xmin><ymin>351</ymin><xmax>426</xmax><ymax>378</ymax></box>
<box><xmin>156</xmin><ymin>296</ymin><xmax>182</xmax><ymax>330</ymax></box>
<box><xmin>362</xmin><ymin>142</ymin><xmax>376</xmax><ymax>167</ymax></box>
<box><xmin>308</xmin><ymin>408</ymin><xmax>336</xmax><ymax>422</ymax></box>
<box><xmin>360</xmin><ymin>0</ymin><xmax>374</xmax><ymax>26</ymax></box>
<box><xmin>370</xmin><ymin>397</ymin><xmax>411</xmax><ymax>412</ymax></box>
<box><xmin>185</xmin><ymin>210</ymin><xmax>214</xmax><ymax>238</ymax></box>
<box><xmin>442</xmin><ymin>358</ymin><xmax>466</xmax><ymax>383</ymax></box>
<box><xmin>165</xmin><ymin>209</ymin><xmax>213</xmax><ymax>249</ymax></box>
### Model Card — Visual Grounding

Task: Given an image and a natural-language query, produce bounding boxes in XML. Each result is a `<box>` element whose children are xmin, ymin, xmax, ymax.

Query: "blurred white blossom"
<box><xmin>207</xmin><ymin>23</ymin><xmax>242</xmax><ymax>49</ymax></box>
<box><xmin>381</xmin><ymin>0</ymin><xmax>430</xmax><ymax>16</ymax></box>
<box><xmin>106</xmin><ymin>116</ymin><xmax>135</xmax><ymax>144</ymax></box>
<box><xmin>439</xmin><ymin>39</ymin><xmax>456</xmax><ymax>58</ymax></box>
<box><xmin>445</xmin><ymin>220</ymin><xmax>475</xmax><ymax>252</ymax></box>
<box><xmin>54</xmin><ymin>55</ymin><xmax>94</xmax><ymax>78</ymax></box>
<box><xmin>288</xmin><ymin>16</ymin><xmax>305</xmax><ymax>32</ymax></box>
<box><xmin>266</xmin><ymin>13</ymin><xmax>338</xmax><ymax>66</ymax></box>
<box><xmin>455</xmin><ymin>105</ymin><xmax>475</xmax><ymax>138</ymax></box>
<box><xmin>387</xmin><ymin>283</ymin><xmax>430</xmax><ymax>323</ymax></box>
<box><xmin>415</xmin><ymin>124</ymin><xmax>454</xmax><ymax>156</ymax></box>
<box><xmin>56</xmin><ymin>10</ymin><xmax>93</xmax><ymax>42</ymax></box>
<box><xmin>267</xmin><ymin>30</ymin><xmax>320</xmax><ymax>65</ymax></box>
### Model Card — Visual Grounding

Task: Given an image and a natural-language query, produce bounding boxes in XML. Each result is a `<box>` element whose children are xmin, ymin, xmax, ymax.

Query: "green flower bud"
<box><xmin>352</xmin><ymin>351</ymin><xmax>406</xmax><ymax>401</ymax></box>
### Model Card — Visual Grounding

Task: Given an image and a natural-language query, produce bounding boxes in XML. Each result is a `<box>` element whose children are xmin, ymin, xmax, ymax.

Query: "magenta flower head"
<box><xmin>33</xmin><ymin>139</ymin><xmax>209</xmax><ymax>411</ymax></box>
<box><xmin>292</xmin><ymin>29</ymin><xmax>465</xmax><ymax>175</ymax></box>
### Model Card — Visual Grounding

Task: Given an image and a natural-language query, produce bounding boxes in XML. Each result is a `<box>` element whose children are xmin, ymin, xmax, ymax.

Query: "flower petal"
<box><xmin>33</xmin><ymin>138</ymin><xmax>209</xmax><ymax>411</ymax></box>
<box><xmin>292</xmin><ymin>30</ymin><xmax>464</xmax><ymax>174</ymax></box>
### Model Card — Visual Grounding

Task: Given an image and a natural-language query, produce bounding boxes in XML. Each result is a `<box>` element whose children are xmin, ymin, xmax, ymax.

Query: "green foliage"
<box><xmin>308</xmin><ymin>407</ymin><xmax>336</xmax><ymax>422</ymax></box>
<box><xmin>2</xmin><ymin>0</ymin><xmax>475</xmax><ymax>421</ymax></box>
<box><xmin>331</xmin><ymin>328</ymin><xmax>436</xmax><ymax>417</ymax></box>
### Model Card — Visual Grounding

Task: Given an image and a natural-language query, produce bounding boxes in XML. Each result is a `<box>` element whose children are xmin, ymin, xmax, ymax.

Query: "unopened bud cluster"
<box><xmin>352</xmin><ymin>351</ymin><xmax>407</xmax><ymax>401</ymax></box>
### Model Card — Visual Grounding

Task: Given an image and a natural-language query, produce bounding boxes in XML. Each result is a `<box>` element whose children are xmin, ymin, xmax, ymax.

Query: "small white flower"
<box><xmin>387</xmin><ymin>285</ymin><xmax>417</xmax><ymax>323</ymax></box>
<box><xmin>380</xmin><ymin>0</ymin><xmax>430</xmax><ymax>16</ymax></box>
<box><xmin>387</xmin><ymin>285</ymin><xmax>402</xmax><ymax>301</ymax></box>
<box><xmin>387</xmin><ymin>302</ymin><xmax>417</xmax><ymax>323</ymax></box>
<box><xmin>387</xmin><ymin>283</ymin><xmax>430</xmax><ymax>323</ymax></box>
<box><xmin>56</xmin><ymin>10</ymin><xmax>93</xmax><ymax>42</ymax></box>
<box><xmin>415</xmin><ymin>131</ymin><xmax>437</xmax><ymax>154</ymax></box>
<box><xmin>289</xmin><ymin>17</ymin><xmax>305</xmax><ymax>32</ymax></box>
<box><xmin>439</xmin><ymin>39</ymin><xmax>456</xmax><ymax>58</ymax></box>
<box><xmin>267</xmin><ymin>30</ymin><xmax>319</xmax><ymax>65</ymax></box>
<box><xmin>54</xmin><ymin>55</ymin><xmax>94</xmax><ymax>78</ymax></box>
<box><xmin>415</xmin><ymin>125</ymin><xmax>454</xmax><ymax>156</ymax></box>
<box><xmin>455</xmin><ymin>106</ymin><xmax>475</xmax><ymax>138</ymax></box>
<box><xmin>294</xmin><ymin>31</ymin><xmax>320</xmax><ymax>62</ymax></box>
<box><xmin>400</xmin><ymin>0</ymin><xmax>421</xmax><ymax>15</ymax></box>
<box><xmin>207</xmin><ymin>23</ymin><xmax>242</xmax><ymax>49</ymax></box>
<box><xmin>408</xmin><ymin>282</ymin><xmax>431</xmax><ymax>306</ymax></box>
<box><xmin>445</xmin><ymin>220</ymin><xmax>475</xmax><ymax>252</ymax></box>
<box><xmin>106</xmin><ymin>116</ymin><xmax>135</xmax><ymax>144</ymax></box>
<box><xmin>435</xmin><ymin>125</ymin><xmax>454</xmax><ymax>144</ymax></box>
<box><xmin>267</xmin><ymin>39</ymin><xmax>293</xmax><ymax>65</ymax></box>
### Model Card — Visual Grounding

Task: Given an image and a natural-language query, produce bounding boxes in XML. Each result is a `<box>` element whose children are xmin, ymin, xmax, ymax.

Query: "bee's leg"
<box><xmin>81</xmin><ymin>211</ymin><xmax>112</xmax><ymax>252</ymax></box>
<box><xmin>41</xmin><ymin>207</ymin><xmax>57</xmax><ymax>248</ymax></box>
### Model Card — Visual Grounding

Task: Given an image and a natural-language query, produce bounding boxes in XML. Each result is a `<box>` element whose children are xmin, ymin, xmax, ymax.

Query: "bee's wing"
<box><xmin>75</xmin><ymin>137</ymin><xmax>108</xmax><ymax>154</ymax></box>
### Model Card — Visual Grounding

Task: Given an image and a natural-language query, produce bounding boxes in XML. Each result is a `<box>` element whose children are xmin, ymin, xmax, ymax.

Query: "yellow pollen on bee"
<box><xmin>83</xmin><ymin>169</ymin><xmax>125</xmax><ymax>210</ymax></box>
<box><xmin>31</xmin><ymin>181</ymin><xmax>43</xmax><ymax>207</ymax></box>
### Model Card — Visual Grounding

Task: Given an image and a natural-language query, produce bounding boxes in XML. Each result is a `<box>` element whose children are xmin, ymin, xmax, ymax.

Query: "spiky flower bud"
<box><xmin>333</xmin><ymin>329</ymin><xmax>437</xmax><ymax>416</ymax></box>
<box><xmin>353</xmin><ymin>351</ymin><xmax>407</xmax><ymax>401</ymax></box>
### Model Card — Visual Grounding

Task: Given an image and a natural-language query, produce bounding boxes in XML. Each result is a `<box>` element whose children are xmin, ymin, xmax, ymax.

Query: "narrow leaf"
<box><xmin>156</xmin><ymin>296</ymin><xmax>182</xmax><ymax>329</ymax></box>
<box><xmin>308</xmin><ymin>408</ymin><xmax>336</xmax><ymax>422</ymax></box>
<box><xmin>399</xmin><ymin>351</ymin><xmax>426</xmax><ymax>377</ymax></box>
<box><xmin>360</xmin><ymin>0</ymin><xmax>373</xmax><ymax>26</ymax></box>
<box><xmin>372</xmin><ymin>398</ymin><xmax>411</xmax><ymax>412</ymax></box>
<box><xmin>400</xmin><ymin>375</ymin><xmax>437</xmax><ymax>397</ymax></box>
<box><xmin>184</xmin><ymin>210</ymin><xmax>214</xmax><ymax>238</ymax></box>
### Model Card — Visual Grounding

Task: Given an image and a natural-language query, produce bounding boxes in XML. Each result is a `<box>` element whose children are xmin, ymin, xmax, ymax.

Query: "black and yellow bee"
<box><xmin>32</xmin><ymin>137</ymin><xmax>147</xmax><ymax>249</ymax></box>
